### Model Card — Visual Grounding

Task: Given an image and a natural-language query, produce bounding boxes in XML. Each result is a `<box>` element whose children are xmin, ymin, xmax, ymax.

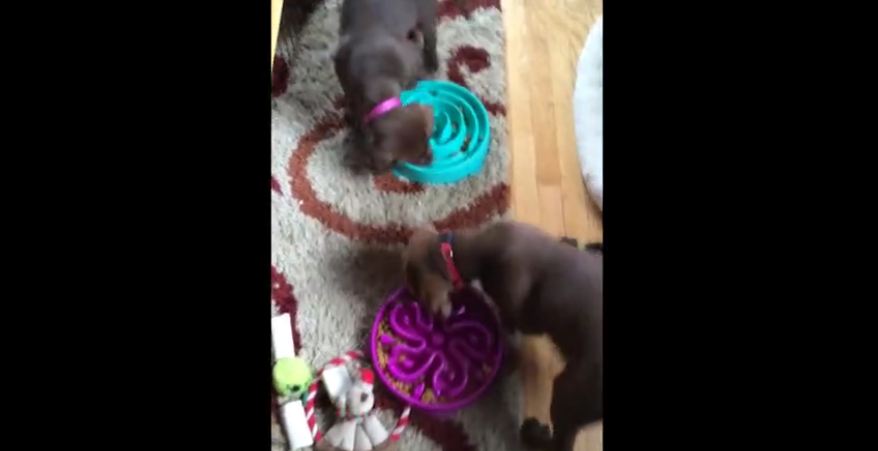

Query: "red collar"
<box><xmin>439</xmin><ymin>232</ymin><xmax>465</xmax><ymax>290</ymax></box>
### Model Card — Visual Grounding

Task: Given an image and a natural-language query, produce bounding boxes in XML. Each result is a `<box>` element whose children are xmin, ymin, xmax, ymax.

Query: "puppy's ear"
<box><xmin>416</xmin><ymin>104</ymin><xmax>434</xmax><ymax>137</ymax></box>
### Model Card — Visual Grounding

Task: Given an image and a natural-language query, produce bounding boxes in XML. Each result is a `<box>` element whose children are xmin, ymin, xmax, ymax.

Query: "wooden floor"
<box><xmin>503</xmin><ymin>0</ymin><xmax>603</xmax><ymax>245</ymax></box>
<box><xmin>502</xmin><ymin>0</ymin><xmax>603</xmax><ymax>450</ymax></box>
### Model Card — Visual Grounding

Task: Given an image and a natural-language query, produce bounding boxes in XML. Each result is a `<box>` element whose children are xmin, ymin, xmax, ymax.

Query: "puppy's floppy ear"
<box><xmin>415</xmin><ymin>104</ymin><xmax>434</xmax><ymax>137</ymax></box>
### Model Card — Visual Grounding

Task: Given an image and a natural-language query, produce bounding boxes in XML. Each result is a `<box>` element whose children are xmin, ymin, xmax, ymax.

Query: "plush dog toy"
<box><xmin>320</xmin><ymin>367</ymin><xmax>392</xmax><ymax>451</ymax></box>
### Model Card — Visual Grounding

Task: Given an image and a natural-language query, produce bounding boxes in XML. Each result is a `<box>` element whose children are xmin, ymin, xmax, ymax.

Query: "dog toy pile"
<box><xmin>393</xmin><ymin>80</ymin><xmax>492</xmax><ymax>184</ymax></box>
<box><xmin>369</xmin><ymin>286</ymin><xmax>503</xmax><ymax>413</ymax></box>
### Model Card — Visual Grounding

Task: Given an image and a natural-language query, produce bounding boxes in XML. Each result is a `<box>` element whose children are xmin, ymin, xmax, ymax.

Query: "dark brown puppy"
<box><xmin>334</xmin><ymin>0</ymin><xmax>438</xmax><ymax>173</ymax></box>
<box><xmin>403</xmin><ymin>221</ymin><xmax>603</xmax><ymax>451</ymax></box>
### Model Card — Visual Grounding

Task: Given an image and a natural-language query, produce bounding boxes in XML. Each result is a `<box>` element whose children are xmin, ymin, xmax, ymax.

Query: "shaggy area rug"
<box><xmin>271</xmin><ymin>0</ymin><xmax>521</xmax><ymax>449</ymax></box>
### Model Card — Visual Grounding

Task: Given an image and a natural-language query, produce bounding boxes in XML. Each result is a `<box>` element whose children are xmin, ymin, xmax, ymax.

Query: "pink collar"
<box><xmin>363</xmin><ymin>97</ymin><xmax>402</xmax><ymax>124</ymax></box>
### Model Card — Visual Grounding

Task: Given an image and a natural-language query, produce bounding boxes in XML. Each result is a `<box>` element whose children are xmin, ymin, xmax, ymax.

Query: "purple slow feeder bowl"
<box><xmin>369</xmin><ymin>286</ymin><xmax>504</xmax><ymax>413</ymax></box>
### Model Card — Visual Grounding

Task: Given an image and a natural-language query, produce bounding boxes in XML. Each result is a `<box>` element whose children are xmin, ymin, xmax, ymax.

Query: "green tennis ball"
<box><xmin>273</xmin><ymin>357</ymin><xmax>312</xmax><ymax>399</ymax></box>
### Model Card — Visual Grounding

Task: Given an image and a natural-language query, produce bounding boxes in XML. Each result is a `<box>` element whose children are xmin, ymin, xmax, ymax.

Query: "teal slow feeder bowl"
<box><xmin>394</xmin><ymin>80</ymin><xmax>491</xmax><ymax>184</ymax></box>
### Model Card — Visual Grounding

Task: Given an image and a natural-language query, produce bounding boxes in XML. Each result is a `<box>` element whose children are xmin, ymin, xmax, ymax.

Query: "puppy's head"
<box><xmin>366</xmin><ymin>104</ymin><xmax>434</xmax><ymax>172</ymax></box>
<box><xmin>402</xmin><ymin>226</ymin><xmax>453</xmax><ymax>319</ymax></box>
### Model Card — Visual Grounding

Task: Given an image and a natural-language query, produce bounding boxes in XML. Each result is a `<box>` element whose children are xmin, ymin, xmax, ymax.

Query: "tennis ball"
<box><xmin>273</xmin><ymin>357</ymin><xmax>312</xmax><ymax>399</ymax></box>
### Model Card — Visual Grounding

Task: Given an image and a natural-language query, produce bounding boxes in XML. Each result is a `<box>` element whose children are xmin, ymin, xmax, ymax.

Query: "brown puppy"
<box><xmin>403</xmin><ymin>221</ymin><xmax>603</xmax><ymax>451</ymax></box>
<box><xmin>334</xmin><ymin>0</ymin><xmax>438</xmax><ymax>173</ymax></box>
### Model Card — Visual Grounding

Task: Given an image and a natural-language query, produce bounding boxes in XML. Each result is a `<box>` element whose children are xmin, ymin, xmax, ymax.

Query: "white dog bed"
<box><xmin>573</xmin><ymin>16</ymin><xmax>603</xmax><ymax>210</ymax></box>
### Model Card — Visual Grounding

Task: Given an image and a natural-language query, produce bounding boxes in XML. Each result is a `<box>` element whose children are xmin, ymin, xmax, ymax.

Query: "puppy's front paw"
<box><xmin>520</xmin><ymin>417</ymin><xmax>552</xmax><ymax>449</ymax></box>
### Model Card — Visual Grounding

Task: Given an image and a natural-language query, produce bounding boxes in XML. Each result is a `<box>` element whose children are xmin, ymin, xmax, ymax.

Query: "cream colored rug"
<box><xmin>271</xmin><ymin>0</ymin><xmax>521</xmax><ymax>449</ymax></box>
